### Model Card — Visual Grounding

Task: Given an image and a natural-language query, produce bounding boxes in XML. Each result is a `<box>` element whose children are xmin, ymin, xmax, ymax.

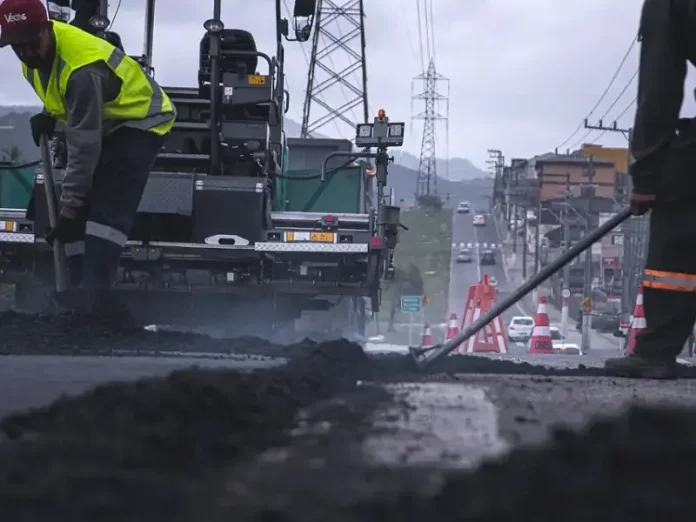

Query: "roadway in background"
<box><xmin>448</xmin><ymin>207</ymin><xmax>620</xmax><ymax>357</ymax></box>
<box><xmin>448</xmin><ymin>207</ymin><xmax>526</xmax><ymax>354</ymax></box>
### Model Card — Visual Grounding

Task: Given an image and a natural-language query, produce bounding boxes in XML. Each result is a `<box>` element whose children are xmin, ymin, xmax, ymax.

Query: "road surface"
<box><xmin>449</xmin><ymin>208</ymin><xmax>536</xmax><ymax>356</ymax></box>
<box><xmin>0</xmin><ymin>354</ymin><xmax>283</xmax><ymax>418</ymax></box>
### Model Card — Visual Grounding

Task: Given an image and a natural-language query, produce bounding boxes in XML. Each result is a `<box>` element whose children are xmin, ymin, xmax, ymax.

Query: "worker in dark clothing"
<box><xmin>604</xmin><ymin>0</ymin><xmax>696</xmax><ymax>379</ymax></box>
<box><xmin>0</xmin><ymin>0</ymin><xmax>176</xmax><ymax>316</ymax></box>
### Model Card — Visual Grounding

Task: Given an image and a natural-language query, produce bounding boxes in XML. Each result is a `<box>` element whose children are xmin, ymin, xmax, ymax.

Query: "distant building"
<box><xmin>580</xmin><ymin>144</ymin><xmax>629</xmax><ymax>174</ymax></box>
<box><xmin>534</xmin><ymin>153</ymin><xmax>617</xmax><ymax>200</ymax></box>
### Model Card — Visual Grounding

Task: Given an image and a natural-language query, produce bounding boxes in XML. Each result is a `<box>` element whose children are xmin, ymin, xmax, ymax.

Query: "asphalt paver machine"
<box><xmin>7</xmin><ymin>0</ymin><xmax>407</xmax><ymax>339</ymax></box>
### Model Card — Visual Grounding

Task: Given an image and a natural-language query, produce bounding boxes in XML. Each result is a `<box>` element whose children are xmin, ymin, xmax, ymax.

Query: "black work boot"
<box><xmin>51</xmin><ymin>288</ymin><xmax>90</xmax><ymax>315</ymax></box>
<box><xmin>52</xmin><ymin>288</ymin><xmax>137</xmax><ymax>328</ymax></box>
<box><xmin>604</xmin><ymin>354</ymin><xmax>678</xmax><ymax>380</ymax></box>
<box><xmin>86</xmin><ymin>290</ymin><xmax>138</xmax><ymax>329</ymax></box>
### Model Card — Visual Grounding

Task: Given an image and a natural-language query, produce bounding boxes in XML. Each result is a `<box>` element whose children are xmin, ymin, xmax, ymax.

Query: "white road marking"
<box><xmin>363</xmin><ymin>383</ymin><xmax>508</xmax><ymax>469</ymax></box>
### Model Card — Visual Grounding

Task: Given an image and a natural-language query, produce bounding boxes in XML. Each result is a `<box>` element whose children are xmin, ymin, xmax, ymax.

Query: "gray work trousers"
<box><xmin>63</xmin><ymin>127</ymin><xmax>163</xmax><ymax>292</ymax></box>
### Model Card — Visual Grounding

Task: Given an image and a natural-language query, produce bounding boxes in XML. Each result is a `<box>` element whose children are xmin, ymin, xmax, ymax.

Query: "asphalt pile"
<box><xmin>0</xmin><ymin>338</ymin><xmax>383</xmax><ymax>521</ymax></box>
<box><xmin>379</xmin><ymin>403</ymin><xmax>696</xmax><ymax>521</ymax></box>
<box><xmin>0</xmin><ymin>310</ymin><xmax>322</xmax><ymax>358</ymax></box>
<box><xmin>7</xmin><ymin>309</ymin><xmax>696</xmax><ymax>379</ymax></box>
<box><xmin>3</xmin><ymin>309</ymin><xmax>696</xmax><ymax>520</ymax></box>
<box><xmin>219</xmin><ymin>402</ymin><xmax>696</xmax><ymax>521</ymax></box>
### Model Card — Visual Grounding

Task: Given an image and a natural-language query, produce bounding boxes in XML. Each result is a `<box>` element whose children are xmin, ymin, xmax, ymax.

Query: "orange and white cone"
<box><xmin>445</xmin><ymin>313</ymin><xmax>460</xmax><ymax>355</ymax></box>
<box><xmin>529</xmin><ymin>296</ymin><xmax>554</xmax><ymax>354</ymax></box>
<box><xmin>626</xmin><ymin>286</ymin><xmax>645</xmax><ymax>355</ymax></box>
<box><xmin>421</xmin><ymin>322</ymin><xmax>433</xmax><ymax>348</ymax></box>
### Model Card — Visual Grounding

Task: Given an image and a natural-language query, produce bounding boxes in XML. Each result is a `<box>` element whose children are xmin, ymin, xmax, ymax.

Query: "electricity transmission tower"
<box><xmin>412</xmin><ymin>59</ymin><xmax>449</xmax><ymax>197</ymax></box>
<box><xmin>412</xmin><ymin>0</ymin><xmax>449</xmax><ymax>199</ymax></box>
<box><xmin>300</xmin><ymin>0</ymin><xmax>369</xmax><ymax>138</ymax></box>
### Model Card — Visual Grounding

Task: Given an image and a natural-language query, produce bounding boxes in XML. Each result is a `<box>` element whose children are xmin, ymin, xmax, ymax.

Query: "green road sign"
<box><xmin>400</xmin><ymin>295</ymin><xmax>422</xmax><ymax>313</ymax></box>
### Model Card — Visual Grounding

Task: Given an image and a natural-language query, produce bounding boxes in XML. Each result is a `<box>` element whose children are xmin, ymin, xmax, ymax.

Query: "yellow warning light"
<box><xmin>377</xmin><ymin>109</ymin><xmax>386</xmax><ymax>120</ymax></box>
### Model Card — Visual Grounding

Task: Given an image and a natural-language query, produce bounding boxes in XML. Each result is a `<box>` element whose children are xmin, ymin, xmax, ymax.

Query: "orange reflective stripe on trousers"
<box><xmin>643</xmin><ymin>269</ymin><xmax>696</xmax><ymax>292</ymax></box>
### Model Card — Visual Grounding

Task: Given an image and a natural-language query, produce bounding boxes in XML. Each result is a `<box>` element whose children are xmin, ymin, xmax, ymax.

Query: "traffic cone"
<box><xmin>459</xmin><ymin>273</ymin><xmax>508</xmax><ymax>353</ymax></box>
<box><xmin>529</xmin><ymin>296</ymin><xmax>554</xmax><ymax>354</ymax></box>
<box><xmin>626</xmin><ymin>286</ymin><xmax>645</xmax><ymax>355</ymax></box>
<box><xmin>445</xmin><ymin>312</ymin><xmax>460</xmax><ymax>355</ymax></box>
<box><xmin>421</xmin><ymin>322</ymin><xmax>433</xmax><ymax>348</ymax></box>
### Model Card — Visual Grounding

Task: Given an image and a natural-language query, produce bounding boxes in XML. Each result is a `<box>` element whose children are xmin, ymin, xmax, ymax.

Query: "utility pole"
<box><xmin>512</xmin><ymin>168</ymin><xmax>520</xmax><ymax>254</ymax></box>
<box><xmin>301</xmin><ymin>0</ymin><xmax>369</xmax><ymax>138</ymax></box>
<box><xmin>581</xmin><ymin>155</ymin><xmax>597</xmax><ymax>353</ymax></box>
<box><xmin>487</xmin><ymin>149</ymin><xmax>504</xmax><ymax>216</ymax></box>
<box><xmin>534</xmin><ymin>176</ymin><xmax>541</xmax><ymax>274</ymax></box>
<box><xmin>522</xmin><ymin>204</ymin><xmax>528</xmax><ymax>279</ymax></box>
<box><xmin>561</xmin><ymin>173</ymin><xmax>571</xmax><ymax>337</ymax></box>
<box><xmin>585</xmin><ymin>119</ymin><xmax>639</xmax><ymax>349</ymax></box>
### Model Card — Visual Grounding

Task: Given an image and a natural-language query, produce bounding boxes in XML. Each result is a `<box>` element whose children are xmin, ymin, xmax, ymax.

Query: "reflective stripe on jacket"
<box><xmin>643</xmin><ymin>268</ymin><xmax>696</xmax><ymax>292</ymax></box>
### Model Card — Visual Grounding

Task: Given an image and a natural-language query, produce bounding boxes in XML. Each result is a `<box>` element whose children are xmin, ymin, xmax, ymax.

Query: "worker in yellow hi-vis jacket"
<box><xmin>0</xmin><ymin>0</ymin><xmax>176</xmax><ymax>317</ymax></box>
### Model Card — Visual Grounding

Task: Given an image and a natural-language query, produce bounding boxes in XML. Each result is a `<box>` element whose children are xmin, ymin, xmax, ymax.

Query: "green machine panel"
<box><xmin>283</xmin><ymin>166</ymin><xmax>365</xmax><ymax>213</ymax></box>
<box><xmin>0</xmin><ymin>161</ymin><xmax>35</xmax><ymax>209</ymax></box>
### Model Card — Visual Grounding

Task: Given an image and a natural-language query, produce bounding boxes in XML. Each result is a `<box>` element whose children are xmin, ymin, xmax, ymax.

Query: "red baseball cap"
<box><xmin>0</xmin><ymin>0</ymin><xmax>49</xmax><ymax>48</ymax></box>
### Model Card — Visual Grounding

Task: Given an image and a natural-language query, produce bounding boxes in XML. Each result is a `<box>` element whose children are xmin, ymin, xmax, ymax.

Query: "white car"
<box><xmin>473</xmin><ymin>214</ymin><xmax>486</xmax><ymax>226</ymax></box>
<box><xmin>489</xmin><ymin>276</ymin><xmax>498</xmax><ymax>287</ymax></box>
<box><xmin>508</xmin><ymin>316</ymin><xmax>534</xmax><ymax>342</ymax></box>
<box><xmin>548</xmin><ymin>326</ymin><xmax>582</xmax><ymax>355</ymax></box>
<box><xmin>457</xmin><ymin>202</ymin><xmax>470</xmax><ymax>214</ymax></box>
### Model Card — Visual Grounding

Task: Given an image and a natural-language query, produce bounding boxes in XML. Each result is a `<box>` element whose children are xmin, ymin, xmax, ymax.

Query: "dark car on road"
<box><xmin>480</xmin><ymin>250</ymin><xmax>496</xmax><ymax>266</ymax></box>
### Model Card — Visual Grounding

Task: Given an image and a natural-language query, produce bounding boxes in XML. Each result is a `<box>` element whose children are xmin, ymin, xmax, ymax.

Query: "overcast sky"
<box><xmin>1</xmin><ymin>0</ymin><xmax>694</xmax><ymax>171</ymax></box>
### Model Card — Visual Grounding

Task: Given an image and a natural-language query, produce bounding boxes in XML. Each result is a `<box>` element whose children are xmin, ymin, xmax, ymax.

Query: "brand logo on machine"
<box><xmin>4</xmin><ymin>13</ymin><xmax>27</xmax><ymax>23</ymax></box>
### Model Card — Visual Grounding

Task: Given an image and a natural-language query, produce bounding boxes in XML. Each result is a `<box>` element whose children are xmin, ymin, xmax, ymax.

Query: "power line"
<box><xmin>107</xmin><ymin>0</ymin><xmax>122</xmax><ymax>30</ymax></box>
<box><xmin>557</xmin><ymin>36</ymin><xmax>637</xmax><ymax>149</ymax></box>
<box><xmin>597</xmin><ymin>69</ymin><xmax>638</xmax><ymax>120</ymax></box>
<box><xmin>427</xmin><ymin>0</ymin><xmax>436</xmax><ymax>63</ymax></box>
<box><xmin>416</xmin><ymin>0</ymin><xmax>425</xmax><ymax>70</ymax></box>
<box><xmin>615</xmin><ymin>96</ymin><xmax>637</xmax><ymax>120</ymax></box>
<box><xmin>570</xmin><ymin>72</ymin><xmax>637</xmax><ymax>149</ymax></box>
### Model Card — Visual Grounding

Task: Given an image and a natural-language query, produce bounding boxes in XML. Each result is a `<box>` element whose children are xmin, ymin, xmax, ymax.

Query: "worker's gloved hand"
<box><xmin>29</xmin><ymin>113</ymin><xmax>56</xmax><ymax>147</ymax></box>
<box><xmin>629</xmin><ymin>192</ymin><xmax>656</xmax><ymax>216</ymax></box>
<box><xmin>45</xmin><ymin>215</ymin><xmax>77</xmax><ymax>247</ymax></box>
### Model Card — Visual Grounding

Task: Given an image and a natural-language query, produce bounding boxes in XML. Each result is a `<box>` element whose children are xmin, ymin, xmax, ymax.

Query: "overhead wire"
<box><xmin>428</xmin><ymin>0</ymin><xmax>436</xmax><ymax>63</ymax></box>
<box><xmin>415</xmin><ymin>0</ymin><xmax>425</xmax><ymax>69</ymax></box>
<box><xmin>557</xmin><ymin>36</ymin><xmax>637</xmax><ymax>150</ymax></box>
<box><xmin>423</xmin><ymin>0</ymin><xmax>432</xmax><ymax>62</ymax></box>
<box><xmin>597</xmin><ymin>69</ymin><xmax>638</xmax><ymax>120</ymax></box>
<box><xmin>615</xmin><ymin>96</ymin><xmax>637</xmax><ymax>120</ymax></box>
<box><xmin>107</xmin><ymin>0</ymin><xmax>122</xmax><ymax>31</ymax></box>
<box><xmin>569</xmin><ymin>77</ymin><xmax>637</xmax><ymax>151</ymax></box>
